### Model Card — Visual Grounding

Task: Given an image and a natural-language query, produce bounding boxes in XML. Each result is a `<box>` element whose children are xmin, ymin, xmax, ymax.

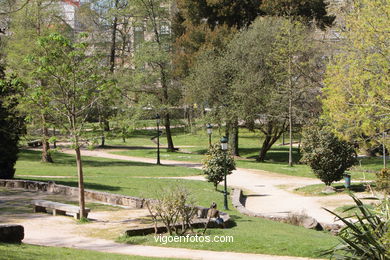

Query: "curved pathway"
<box><xmin>61</xmin><ymin>148</ymin><xmax>353</xmax><ymax>224</ymax></box>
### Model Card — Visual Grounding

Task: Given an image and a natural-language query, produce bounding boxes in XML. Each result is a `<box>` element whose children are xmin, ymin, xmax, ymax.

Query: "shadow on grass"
<box><xmin>19</xmin><ymin>149</ymin><xmax>173</xmax><ymax>168</ymax></box>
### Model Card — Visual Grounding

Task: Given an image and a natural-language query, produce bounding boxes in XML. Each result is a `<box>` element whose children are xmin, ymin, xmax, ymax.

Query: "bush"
<box><xmin>323</xmin><ymin>195</ymin><xmax>389</xmax><ymax>259</ymax></box>
<box><xmin>146</xmin><ymin>185</ymin><xmax>197</xmax><ymax>236</ymax></box>
<box><xmin>0</xmin><ymin>76</ymin><xmax>25</xmax><ymax>179</ymax></box>
<box><xmin>301</xmin><ymin>125</ymin><xmax>357</xmax><ymax>186</ymax></box>
<box><xmin>376</xmin><ymin>168</ymin><xmax>390</xmax><ymax>194</ymax></box>
<box><xmin>202</xmin><ymin>143</ymin><xmax>236</xmax><ymax>190</ymax></box>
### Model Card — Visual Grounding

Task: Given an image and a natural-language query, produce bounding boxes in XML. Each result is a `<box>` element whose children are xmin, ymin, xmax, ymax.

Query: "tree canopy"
<box><xmin>322</xmin><ymin>0</ymin><xmax>390</xmax><ymax>148</ymax></box>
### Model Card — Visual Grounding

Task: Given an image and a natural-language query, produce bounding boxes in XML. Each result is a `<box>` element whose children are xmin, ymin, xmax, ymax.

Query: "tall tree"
<box><xmin>27</xmin><ymin>33</ymin><xmax>110</xmax><ymax>217</ymax></box>
<box><xmin>126</xmin><ymin>0</ymin><xmax>177</xmax><ymax>151</ymax></box>
<box><xmin>6</xmin><ymin>0</ymin><xmax>67</xmax><ymax>162</ymax></box>
<box><xmin>322</xmin><ymin>0</ymin><xmax>389</xmax><ymax>150</ymax></box>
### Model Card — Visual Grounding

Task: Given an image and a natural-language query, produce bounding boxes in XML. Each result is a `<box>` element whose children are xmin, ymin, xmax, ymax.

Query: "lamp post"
<box><xmin>206</xmin><ymin>124</ymin><xmax>213</xmax><ymax>147</ymax></box>
<box><xmin>156</xmin><ymin>114</ymin><xmax>161</xmax><ymax>165</ymax></box>
<box><xmin>220</xmin><ymin>136</ymin><xmax>229</xmax><ymax>210</ymax></box>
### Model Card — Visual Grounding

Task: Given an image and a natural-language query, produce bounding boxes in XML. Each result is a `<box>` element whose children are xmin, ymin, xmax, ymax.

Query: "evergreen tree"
<box><xmin>0</xmin><ymin>75</ymin><xmax>25</xmax><ymax>179</ymax></box>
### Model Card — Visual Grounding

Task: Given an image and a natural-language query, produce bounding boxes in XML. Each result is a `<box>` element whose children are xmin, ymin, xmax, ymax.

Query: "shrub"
<box><xmin>301</xmin><ymin>125</ymin><xmax>357</xmax><ymax>186</ymax></box>
<box><xmin>146</xmin><ymin>185</ymin><xmax>197</xmax><ymax>236</ymax></box>
<box><xmin>202</xmin><ymin>143</ymin><xmax>236</xmax><ymax>190</ymax></box>
<box><xmin>323</xmin><ymin>195</ymin><xmax>389</xmax><ymax>259</ymax></box>
<box><xmin>376</xmin><ymin>168</ymin><xmax>390</xmax><ymax>194</ymax></box>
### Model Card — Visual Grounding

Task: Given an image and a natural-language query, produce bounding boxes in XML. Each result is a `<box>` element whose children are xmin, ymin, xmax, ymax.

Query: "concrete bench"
<box><xmin>31</xmin><ymin>200</ymin><xmax>90</xmax><ymax>219</ymax></box>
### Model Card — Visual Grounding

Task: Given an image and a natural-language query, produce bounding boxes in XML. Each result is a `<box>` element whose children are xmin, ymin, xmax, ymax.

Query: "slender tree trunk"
<box><xmin>109</xmin><ymin>0</ymin><xmax>119</xmax><ymax>73</ymax></box>
<box><xmin>75</xmin><ymin>145</ymin><xmax>86</xmax><ymax>219</ymax></box>
<box><xmin>41</xmin><ymin>115</ymin><xmax>53</xmax><ymax>163</ymax></box>
<box><xmin>229</xmin><ymin>120</ymin><xmax>239</xmax><ymax>156</ymax></box>
<box><xmin>164</xmin><ymin>113</ymin><xmax>175</xmax><ymax>152</ymax></box>
<box><xmin>288</xmin><ymin>32</ymin><xmax>293</xmax><ymax>167</ymax></box>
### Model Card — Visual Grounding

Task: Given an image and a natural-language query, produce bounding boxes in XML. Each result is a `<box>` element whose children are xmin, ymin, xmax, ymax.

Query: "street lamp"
<box><xmin>156</xmin><ymin>114</ymin><xmax>161</xmax><ymax>165</ymax></box>
<box><xmin>206</xmin><ymin>124</ymin><xmax>213</xmax><ymax>147</ymax></box>
<box><xmin>220</xmin><ymin>136</ymin><xmax>228</xmax><ymax>210</ymax></box>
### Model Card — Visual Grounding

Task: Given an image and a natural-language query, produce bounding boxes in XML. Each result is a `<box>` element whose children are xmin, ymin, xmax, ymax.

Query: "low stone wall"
<box><xmin>0</xmin><ymin>224</ymin><xmax>24</xmax><ymax>243</ymax></box>
<box><xmin>0</xmin><ymin>179</ymin><xmax>144</xmax><ymax>208</ymax></box>
<box><xmin>232</xmin><ymin>188</ymin><xmax>342</xmax><ymax>233</ymax></box>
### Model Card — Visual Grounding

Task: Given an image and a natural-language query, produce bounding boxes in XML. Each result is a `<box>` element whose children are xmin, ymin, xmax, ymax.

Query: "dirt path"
<box><xmin>60</xmin><ymin>148</ymin><xmax>354</xmax><ymax>224</ymax></box>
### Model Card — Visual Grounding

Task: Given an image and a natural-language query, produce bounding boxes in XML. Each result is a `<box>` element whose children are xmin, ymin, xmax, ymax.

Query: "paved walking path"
<box><xmin>61</xmin><ymin>148</ymin><xmax>352</xmax><ymax>224</ymax></box>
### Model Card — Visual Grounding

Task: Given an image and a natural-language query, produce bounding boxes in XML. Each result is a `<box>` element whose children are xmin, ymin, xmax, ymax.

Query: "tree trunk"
<box><xmin>41</xmin><ymin>117</ymin><xmax>53</xmax><ymax>163</ymax></box>
<box><xmin>258</xmin><ymin>135</ymin><xmax>272</xmax><ymax>162</ymax></box>
<box><xmin>164</xmin><ymin>113</ymin><xmax>175</xmax><ymax>152</ymax></box>
<box><xmin>109</xmin><ymin>0</ymin><xmax>119</xmax><ymax>73</ymax></box>
<box><xmin>75</xmin><ymin>146</ymin><xmax>86</xmax><ymax>219</ymax></box>
<box><xmin>229</xmin><ymin>120</ymin><xmax>239</xmax><ymax>156</ymax></box>
<box><xmin>258</xmin><ymin>124</ymin><xmax>285</xmax><ymax>162</ymax></box>
<box><xmin>103</xmin><ymin>120</ymin><xmax>110</xmax><ymax>131</ymax></box>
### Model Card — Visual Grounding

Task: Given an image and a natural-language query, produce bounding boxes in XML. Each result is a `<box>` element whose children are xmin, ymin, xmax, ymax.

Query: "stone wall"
<box><xmin>0</xmin><ymin>179</ymin><xmax>144</xmax><ymax>208</ymax></box>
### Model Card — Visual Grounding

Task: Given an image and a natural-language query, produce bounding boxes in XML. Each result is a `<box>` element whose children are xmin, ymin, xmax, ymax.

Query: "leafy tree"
<box><xmin>27</xmin><ymin>33</ymin><xmax>111</xmax><ymax>217</ymax></box>
<box><xmin>202</xmin><ymin>143</ymin><xmax>235</xmax><ymax>190</ymax></box>
<box><xmin>322</xmin><ymin>0</ymin><xmax>389</xmax><ymax>149</ymax></box>
<box><xmin>187</xmin><ymin>17</ymin><xmax>322</xmax><ymax>162</ymax></box>
<box><xmin>0</xmin><ymin>75</ymin><xmax>25</xmax><ymax>179</ymax></box>
<box><xmin>301</xmin><ymin>124</ymin><xmax>357</xmax><ymax>186</ymax></box>
<box><xmin>124</xmin><ymin>0</ymin><xmax>178</xmax><ymax>152</ymax></box>
<box><xmin>6</xmin><ymin>0</ymin><xmax>67</xmax><ymax>163</ymax></box>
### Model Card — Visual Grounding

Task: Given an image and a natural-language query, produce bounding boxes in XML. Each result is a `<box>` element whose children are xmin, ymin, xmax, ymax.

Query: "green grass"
<box><xmin>118</xmin><ymin>211</ymin><xmax>338</xmax><ymax>258</ymax></box>
<box><xmin>0</xmin><ymin>243</ymin><xmax>182</xmax><ymax>260</ymax></box>
<box><xmin>11</xmin><ymin>149</ymin><xmax>339</xmax><ymax>258</ymax></box>
<box><xmin>293</xmin><ymin>183</ymin><xmax>373</xmax><ymax>196</ymax></box>
<box><xmin>15</xmin><ymin>150</ymin><xmax>201</xmax><ymax>178</ymax></box>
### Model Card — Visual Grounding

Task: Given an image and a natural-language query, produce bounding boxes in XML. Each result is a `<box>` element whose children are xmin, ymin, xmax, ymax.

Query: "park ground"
<box><xmin>1</xmin><ymin>127</ymin><xmax>383</xmax><ymax>259</ymax></box>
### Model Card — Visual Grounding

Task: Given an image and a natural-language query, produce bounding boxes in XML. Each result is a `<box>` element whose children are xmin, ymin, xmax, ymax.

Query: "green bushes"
<box><xmin>301</xmin><ymin>125</ymin><xmax>357</xmax><ymax>186</ymax></box>
<box><xmin>323</xmin><ymin>195</ymin><xmax>389</xmax><ymax>259</ymax></box>
<box><xmin>202</xmin><ymin>144</ymin><xmax>236</xmax><ymax>190</ymax></box>
<box><xmin>376</xmin><ymin>168</ymin><xmax>390</xmax><ymax>194</ymax></box>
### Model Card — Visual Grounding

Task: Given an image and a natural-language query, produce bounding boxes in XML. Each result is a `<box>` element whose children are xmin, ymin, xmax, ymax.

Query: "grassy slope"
<box><xmin>0</xmin><ymin>243</ymin><xmax>182</xmax><ymax>260</ymax></box>
<box><xmin>13</xmin><ymin>150</ymin><xmax>338</xmax><ymax>258</ymax></box>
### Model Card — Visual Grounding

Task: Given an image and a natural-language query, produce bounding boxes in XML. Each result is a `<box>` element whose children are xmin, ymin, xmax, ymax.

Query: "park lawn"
<box><xmin>119</xmin><ymin>211</ymin><xmax>338</xmax><ymax>258</ymax></box>
<box><xmin>293</xmin><ymin>182</ymin><xmax>375</xmax><ymax>196</ymax></box>
<box><xmin>15</xmin><ymin>150</ymin><xmax>201</xmax><ymax>178</ymax></box>
<box><xmin>0</xmin><ymin>243</ymin><xmax>182</xmax><ymax>260</ymax></box>
<box><xmin>18</xmin><ymin>175</ymin><xmax>339</xmax><ymax>258</ymax></box>
<box><xmin>14</xmin><ymin>150</ymin><xmax>339</xmax><ymax>258</ymax></box>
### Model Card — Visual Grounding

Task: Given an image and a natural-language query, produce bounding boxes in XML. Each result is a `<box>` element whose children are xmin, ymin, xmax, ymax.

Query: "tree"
<box><xmin>322</xmin><ymin>0</ymin><xmax>390</xmax><ymax>150</ymax></box>
<box><xmin>300</xmin><ymin>124</ymin><xmax>357</xmax><ymax>186</ymax></box>
<box><xmin>27</xmin><ymin>33</ymin><xmax>110</xmax><ymax>217</ymax></box>
<box><xmin>187</xmin><ymin>17</ymin><xmax>322</xmax><ymax>162</ymax></box>
<box><xmin>202</xmin><ymin>143</ymin><xmax>235</xmax><ymax>190</ymax></box>
<box><xmin>0</xmin><ymin>75</ymin><xmax>25</xmax><ymax>179</ymax></box>
<box><xmin>260</xmin><ymin>0</ymin><xmax>335</xmax><ymax>29</ymax></box>
<box><xmin>126</xmin><ymin>0</ymin><xmax>178</xmax><ymax>152</ymax></box>
<box><xmin>6</xmin><ymin>0</ymin><xmax>67</xmax><ymax>163</ymax></box>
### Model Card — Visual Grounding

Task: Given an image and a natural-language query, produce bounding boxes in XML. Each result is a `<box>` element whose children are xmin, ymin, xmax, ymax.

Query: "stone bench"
<box><xmin>31</xmin><ymin>200</ymin><xmax>90</xmax><ymax>219</ymax></box>
<box><xmin>27</xmin><ymin>140</ymin><xmax>42</xmax><ymax>147</ymax></box>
